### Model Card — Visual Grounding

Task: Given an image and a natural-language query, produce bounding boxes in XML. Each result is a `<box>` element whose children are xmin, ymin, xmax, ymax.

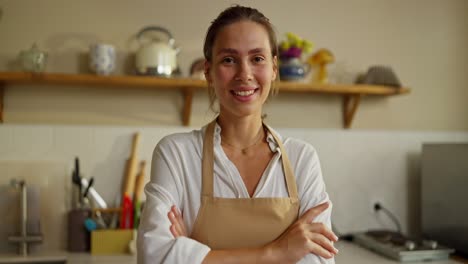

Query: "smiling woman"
<box><xmin>137</xmin><ymin>5</ymin><xmax>337</xmax><ymax>264</ymax></box>
<box><xmin>207</xmin><ymin>20</ymin><xmax>277</xmax><ymax>123</ymax></box>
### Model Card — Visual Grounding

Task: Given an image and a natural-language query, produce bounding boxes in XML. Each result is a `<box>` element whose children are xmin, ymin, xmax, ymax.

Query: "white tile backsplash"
<box><xmin>52</xmin><ymin>127</ymin><xmax>95</xmax><ymax>159</ymax></box>
<box><xmin>0</xmin><ymin>129</ymin><xmax>13</xmax><ymax>156</ymax></box>
<box><xmin>0</xmin><ymin>124</ymin><xmax>467</xmax><ymax>253</ymax></box>
<box><xmin>8</xmin><ymin>126</ymin><xmax>54</xmax><ymax>160</ymax></box>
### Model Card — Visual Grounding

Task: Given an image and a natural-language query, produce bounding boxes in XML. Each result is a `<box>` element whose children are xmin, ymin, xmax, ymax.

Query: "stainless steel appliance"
<box><xmin>421</xmin><ymin>143</ymin><xmax>468</xmax><ymax>256</ymax></box>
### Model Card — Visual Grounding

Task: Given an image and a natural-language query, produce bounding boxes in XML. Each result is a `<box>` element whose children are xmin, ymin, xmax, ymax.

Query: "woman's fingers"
<box><xmin>309</xmin><ymin>222</ymin><xmax>338</xmax><ymax>243</ymax></box>
<box><xmin>168</xmin><ymin>210</ymin><xmax>181</xmax><ymax>237</ymax></box>
<box><xmin>172</xmin><ymin>206</ymin><xmax>187</xmax><ymax>235</ymax></box>
<box><xmin>301</xmin><ymin>202</ymin><xmax>339</xmax><ymax>242</ymax></box>
<box><xmin>168</xmin><ymin>205</ymin><xmax>187</xmax><ymax>238</ymax></box>
<box><xmin>309</xmin><ymin>232</ymin><xmax>339</xmax><ymax>256</ymax></box>
<box><xmin>169</xmin><ymin>223</ymin><xmax>179</xmax><ymax>237</ymax></box>
<box><xmin>308</xmin><ymin>241</ymin><xmax>335</xmax><ymax>259</ymax></box>
<box><xmin>299</xmin><ymin>202</ymin><xmax>339</xmax><ymax>257</ymax></box>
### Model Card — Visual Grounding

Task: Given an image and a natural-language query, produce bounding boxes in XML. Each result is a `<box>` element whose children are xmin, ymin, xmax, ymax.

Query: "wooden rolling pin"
<box><xmin>120</xmin><ymin>132</ymin><xmax>140</xmax><ymax>229</ymax></box>
<box><xmin>133</xmin><ymin>161</ymin><xmax>146</xmax><ymax>229</ymax></box>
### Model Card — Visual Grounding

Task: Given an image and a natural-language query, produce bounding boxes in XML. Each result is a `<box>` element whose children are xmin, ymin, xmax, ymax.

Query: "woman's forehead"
<box><xmin>213</xmin><ymin>20</ymin><xmax>271</xmax><ymax>54</ymax></box>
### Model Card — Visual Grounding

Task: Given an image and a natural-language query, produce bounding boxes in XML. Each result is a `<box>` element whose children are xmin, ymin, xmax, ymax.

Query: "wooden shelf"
<box><xmin>0</xmin><ymin>72</ymin><xmax>410</xmax><ymax>128</ymax></box>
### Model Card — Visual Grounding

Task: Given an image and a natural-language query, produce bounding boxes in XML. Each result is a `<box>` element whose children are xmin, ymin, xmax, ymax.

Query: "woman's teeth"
<box><xmin>233</xmin><ymin>90</ymin><xmax>255</xmax><ymax>96</ymax></box>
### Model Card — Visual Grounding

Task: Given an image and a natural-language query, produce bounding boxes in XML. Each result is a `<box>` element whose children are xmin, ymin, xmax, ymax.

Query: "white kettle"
<box><xmin>135</xmin><ymin>26</ymin><xmax>180</xmax><ymax>77</ymax></box>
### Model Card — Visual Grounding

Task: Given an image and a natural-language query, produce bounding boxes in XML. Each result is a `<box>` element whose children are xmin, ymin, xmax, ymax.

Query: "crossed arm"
<box><xmin>167</xmin><ymin>202</ymin><xmax>339</xmax><ymax>264</ymax></box>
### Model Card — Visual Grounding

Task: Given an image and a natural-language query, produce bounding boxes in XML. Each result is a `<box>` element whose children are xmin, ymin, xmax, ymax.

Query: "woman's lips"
<box><xmin>230</xmin><ymin>88</ymin><xmax>259</xmax><ymax>102</ymax></box>
<box><xmin>233</xmin><ymin>90</ymin><xmax>255</xmax><ymax>96</ymax></box>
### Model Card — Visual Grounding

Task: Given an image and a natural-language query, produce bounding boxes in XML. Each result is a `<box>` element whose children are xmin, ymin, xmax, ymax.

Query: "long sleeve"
<box><xmin>289</xmin><ymin>140</ymin><xmax>335</xmax><ymax>264</ymax></box>
<box><xmin>137</xmin><ymin>137</ymin><xmax>210</xmax><ymax>264</ymax></box>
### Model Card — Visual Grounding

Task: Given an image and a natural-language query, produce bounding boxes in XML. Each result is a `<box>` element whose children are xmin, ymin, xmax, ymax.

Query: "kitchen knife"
<box><xmin>81</xmin><ymin>177</ymin><xmax>107</xmax><ymax>209</ymax></box>
<box><xmin>72</xmin><ymin>157</ymin><xmax>82</xmax><ymax>208</ymax></box>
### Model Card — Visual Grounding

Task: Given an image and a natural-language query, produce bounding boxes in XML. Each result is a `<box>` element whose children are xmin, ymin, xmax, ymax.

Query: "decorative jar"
<box><xmin>279</xmin><ymin>58</ymin><xmax>307</xmax><ymax>81</ymax></box>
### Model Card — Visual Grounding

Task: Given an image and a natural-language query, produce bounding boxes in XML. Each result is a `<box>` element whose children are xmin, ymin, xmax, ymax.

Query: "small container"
<box><xmin>279</xmin><ymin>58</ymin><xmax>307</xmax><ymax>81</ymax></box>
<box><xmin>89</xmin><ymin>43</ymin><xmax>116</xmax><ymax>76</ymax></box>
<box><xmin>91</xmin><ymin>229</ymin><xmax>134</xmax><ymax>255</ymax></box>
<box><xmin>67</xmin><ymin>208</ymin><xmax>92</xmax><ymax>252</ymax></box>
<box><xmin>18</xmin><ymin>43</ymin><xmax>48</xmax><ymax>73</ymax></box>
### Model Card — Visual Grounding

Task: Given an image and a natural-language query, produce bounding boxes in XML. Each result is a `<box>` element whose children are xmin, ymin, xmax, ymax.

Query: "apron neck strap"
<box><xmin>267</xmin><ymin>125</ymin><xmax>299</xmax><ymax>199</ymax></box>
<box><xmin>201</xmin><ymin>119</ymin><xmax>217</xmax><ymax>197</ymax></box>
<box><xmin>201</xmin><ymin>119</ymin><xmax>298</xmax><ymax>199</ymax></box>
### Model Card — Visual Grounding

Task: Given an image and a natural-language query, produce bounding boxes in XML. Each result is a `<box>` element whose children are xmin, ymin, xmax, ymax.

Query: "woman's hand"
<box><xmin>168</xmin><ymin>205</ymin><xmax>188</xmax><ymax>238</ymax></box>
<box><xmin>265</xmin><ymin>202</ymin><xmax>339</xmax><ymax>263</ymax></box>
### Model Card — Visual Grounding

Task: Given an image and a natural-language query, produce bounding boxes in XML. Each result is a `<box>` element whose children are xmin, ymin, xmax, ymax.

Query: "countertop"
<box><xmin>1</xmin><ymin>241</ymin><xmax>464</xmax><ymax>264</ymax></box>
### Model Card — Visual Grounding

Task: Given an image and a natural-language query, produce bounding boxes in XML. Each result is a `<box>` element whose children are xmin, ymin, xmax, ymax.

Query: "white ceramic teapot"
<box><xmin>135</xmin><ymin>26</ymin><xmax>180</xmax><ymax>77</ymax></box>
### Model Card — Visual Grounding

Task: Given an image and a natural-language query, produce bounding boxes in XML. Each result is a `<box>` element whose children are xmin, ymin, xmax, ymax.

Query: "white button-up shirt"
<box><xmin>138</xmin><ymin>123</ymin><xmax>334</xmax><ymax>264</ymax></box>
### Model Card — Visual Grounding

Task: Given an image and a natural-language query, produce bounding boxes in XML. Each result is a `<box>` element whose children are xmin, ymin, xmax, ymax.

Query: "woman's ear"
<box><xmin>204</xmin><ymin>60</ymin><xmax>212</xmax><ymax>84</ymax></box>
<box><xmin>272</xmin><ymin>55</ymin><xmax>278</xmax><ymax>80</ymax></box>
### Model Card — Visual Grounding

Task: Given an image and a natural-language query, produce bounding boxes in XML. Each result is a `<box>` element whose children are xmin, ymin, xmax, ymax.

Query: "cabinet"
<box><xmin>0</xmin><ymin>72</ymin><xmax>410</xmax><ymax>128</ymax></box>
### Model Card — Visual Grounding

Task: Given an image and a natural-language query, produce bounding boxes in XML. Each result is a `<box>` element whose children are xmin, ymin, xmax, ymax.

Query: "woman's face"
<box><xmin>205</xmin><ymin>20</ymin><xmax>277</xmax><ymax>118</ymax></box>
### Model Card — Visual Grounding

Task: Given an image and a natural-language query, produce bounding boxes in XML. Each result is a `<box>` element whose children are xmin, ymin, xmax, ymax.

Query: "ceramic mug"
<box><xmin>89</xmin><ymin>44</ymin><xmax>115</xmax><ymax>75</ymax></box>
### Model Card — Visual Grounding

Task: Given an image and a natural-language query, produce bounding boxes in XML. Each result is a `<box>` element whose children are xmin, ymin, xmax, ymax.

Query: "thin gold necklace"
<box><xmin>221</xmin><ymin>127</ymin><xmax>265</xmax><ymax>155</ymax></box>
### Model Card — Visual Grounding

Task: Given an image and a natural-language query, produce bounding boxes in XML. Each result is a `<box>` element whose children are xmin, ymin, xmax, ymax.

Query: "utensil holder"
<box><xmin>67</xmin><ymin>208</ymin><xmax>92</xmax><ymax>252</ymax></box>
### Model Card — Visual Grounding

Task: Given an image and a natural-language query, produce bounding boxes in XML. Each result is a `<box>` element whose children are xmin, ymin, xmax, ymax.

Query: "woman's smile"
<box><xmin>231</xmin><ymin>87</ymin><xmax>259</xmax><ymax>102</ymax></box>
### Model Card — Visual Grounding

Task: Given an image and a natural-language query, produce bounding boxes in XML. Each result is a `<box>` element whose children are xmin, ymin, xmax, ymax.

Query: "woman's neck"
<box><xmin>217</xmin><ymin>113</ymin><xmax>264</xmax><ymax>149</ymax></box>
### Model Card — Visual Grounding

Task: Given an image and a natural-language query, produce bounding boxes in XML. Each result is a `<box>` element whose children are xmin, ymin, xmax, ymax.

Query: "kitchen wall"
<box><xmin>0</xmin><ymin>0</ymin><xmax>467</xmax><ymax>129</ymax></box>
<box><xmin>0</xmin><ymin>0</ymin><xmax>467</xmax><ymax>254</ymax></box>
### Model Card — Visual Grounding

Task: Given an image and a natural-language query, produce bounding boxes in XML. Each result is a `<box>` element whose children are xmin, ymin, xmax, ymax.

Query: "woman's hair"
<box><xmin>203</xmin><ymin>5</ymin><xmax>279</xmax><ymax>111</ymax></box>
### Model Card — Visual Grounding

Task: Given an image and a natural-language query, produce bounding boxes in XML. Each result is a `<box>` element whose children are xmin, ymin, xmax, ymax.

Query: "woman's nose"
<box><xmin>235</xmin><ymin>60</ymin><xmax>253</xmax><ymax>81</ymax></box>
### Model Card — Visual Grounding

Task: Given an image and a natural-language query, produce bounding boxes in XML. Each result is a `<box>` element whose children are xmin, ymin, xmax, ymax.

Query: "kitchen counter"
<box><xmin>66</xmin><ymin>241</ymin><xmax>465</xmax><ymax>264</ymax></box>
<box><xmin>1</xmin><ymin>241</ymin><xmax>463</xmax><ymax>264</ymax></box>
<box><xmin>67</xmin><ymin>253</ymin><xmax>135</xmax><ymax>264</ymax></box>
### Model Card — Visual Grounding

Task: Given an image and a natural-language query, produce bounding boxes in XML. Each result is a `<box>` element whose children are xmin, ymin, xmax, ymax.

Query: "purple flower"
<box><xmin>279</xmin><ymin>47</ymin><xmax>302</xmax><ymax>60</ymax></box>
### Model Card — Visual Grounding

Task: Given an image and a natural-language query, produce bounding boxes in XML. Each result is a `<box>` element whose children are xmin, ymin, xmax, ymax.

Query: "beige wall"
<box><xmin>1</xmin><ymin>0</ymin><xmax>467</xmax><ymax>130</ymax></box>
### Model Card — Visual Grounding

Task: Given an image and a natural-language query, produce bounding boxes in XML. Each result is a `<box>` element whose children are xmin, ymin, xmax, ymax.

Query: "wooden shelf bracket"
<box><xmin>182</xmin><ymin>89</ymin><xmax>194</xmax><ymax>126</ymax></box>
<box><xmin>0</xmin><ymin>83</ymin><xmax>4</xmax><ymax>123</ymax></box>
<box><xmin>342</xmin><ymin>94</ymin><xmax>361</xmax><ymax>129</ymax></box>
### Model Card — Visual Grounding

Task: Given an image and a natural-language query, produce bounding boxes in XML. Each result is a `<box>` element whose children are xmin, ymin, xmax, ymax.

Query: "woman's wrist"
<box><xmin>261</xmin><ymin>243</ymin><xmax>286</xmax><ymax>264</ymax></box>
<box><xmin>202</xmin><ymin>246</ymin><xmax>284</xmax><ymax>264</ymax></box>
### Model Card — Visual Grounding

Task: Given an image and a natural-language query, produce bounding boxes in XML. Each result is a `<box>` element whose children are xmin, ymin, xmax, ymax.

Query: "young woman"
<box><xmin>138</xmin><ymin>5</ymin><xmax>338</xmax><ymax>264</ymax></box>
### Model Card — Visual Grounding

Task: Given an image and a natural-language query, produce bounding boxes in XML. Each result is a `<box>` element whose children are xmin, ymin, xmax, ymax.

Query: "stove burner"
<box><xmin>353</xmin><ymin>230</ymin><xmax>454</xmax><ymax>262</ymax></box>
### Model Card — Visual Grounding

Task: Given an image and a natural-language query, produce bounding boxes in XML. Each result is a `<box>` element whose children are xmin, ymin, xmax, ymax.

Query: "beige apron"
<box><xmin>190</xmin><ymin>120</ymin><xmax>300</xmax><ymax>249</ymax></box>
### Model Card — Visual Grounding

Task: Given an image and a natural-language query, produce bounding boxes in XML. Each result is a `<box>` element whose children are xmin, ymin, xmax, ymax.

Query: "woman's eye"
<box><xmin>253</xmin><ymin>56</ymin><xmax>265</xmax><ymax>63</ymax></box>
<box><xmin>222</xmin><ymin>57</ymin><xmax>235</xmax><ymax>64</ymax></box>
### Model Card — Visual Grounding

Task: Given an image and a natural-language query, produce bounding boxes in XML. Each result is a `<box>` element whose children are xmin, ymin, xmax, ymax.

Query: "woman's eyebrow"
<box><xmin>217</xmin><ymin>48</ymin><xmax>238</xmax><ymax>55</ymax></box>
<box><xmin>248</xmin><ymin>48</ymin><xmax>266</xmax><ymax>54</ymax></box>
<box><xmin>216</xmin><ymin>48</ymin><xmax>266</xmax><ymax>55</ymax></box>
